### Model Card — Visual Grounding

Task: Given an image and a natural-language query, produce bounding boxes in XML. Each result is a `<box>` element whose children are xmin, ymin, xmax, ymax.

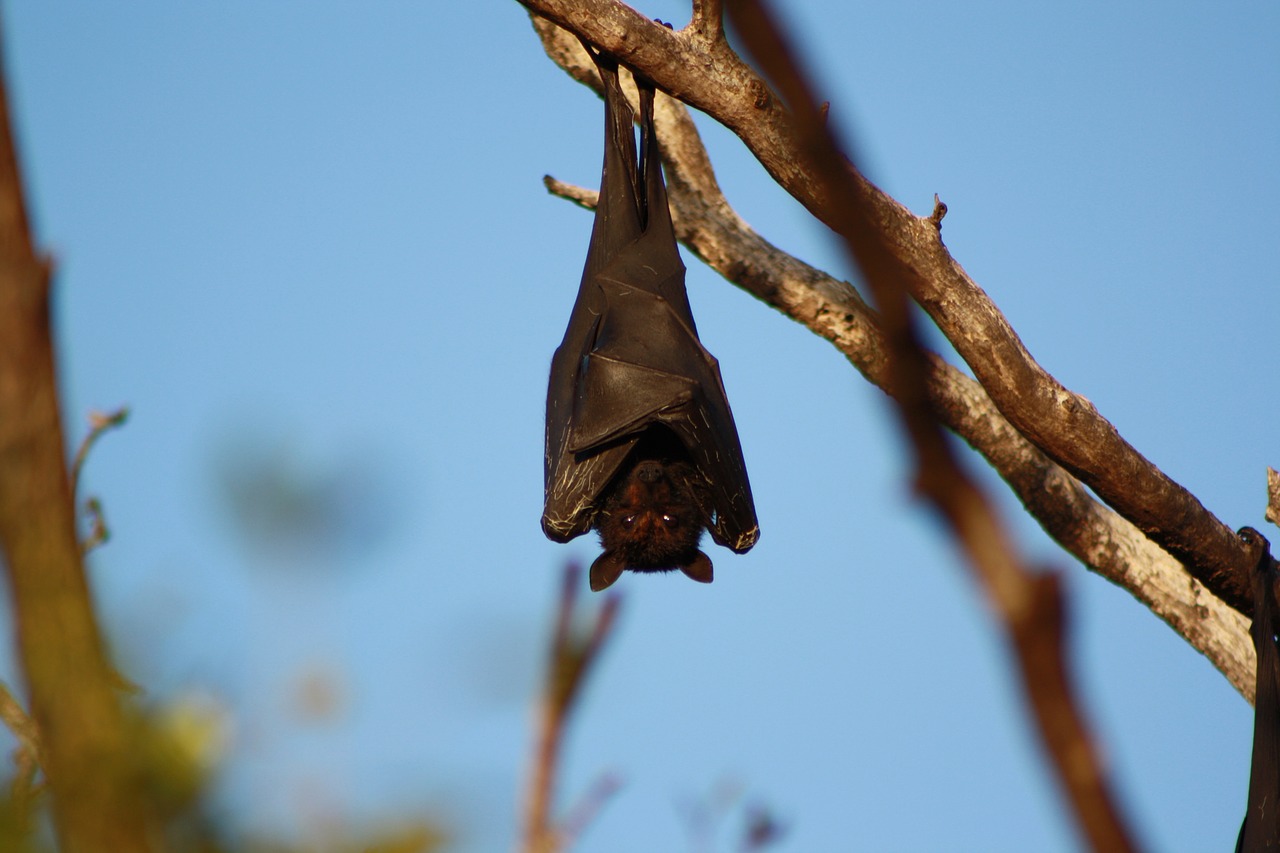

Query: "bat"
<box><xmin>542</xmin><ymin>46</ymin><xmax>759</xmax><ymax>592</ymax></box>
<box><xmin>1237</xmin><ymin>526</ymin><xmax>1280</xmax><ymax>852</ymax></box>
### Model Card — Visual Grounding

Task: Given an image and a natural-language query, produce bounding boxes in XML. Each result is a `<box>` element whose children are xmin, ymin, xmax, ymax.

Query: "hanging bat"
<box><xmin>1236</xmin><ymin>527</ymin><xmax>1280</xmax><ymax>852</ymax></box>
<box><xmin>542</xmin><ymin>47</ymin><xmax>759</xmax><ymax>592</ymax></box>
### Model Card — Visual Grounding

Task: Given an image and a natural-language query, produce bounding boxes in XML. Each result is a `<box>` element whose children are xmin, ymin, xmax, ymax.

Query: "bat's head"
<box><xmin>590</xmin><ymin>451</ymin><xmax>713</xmax><ymax>591</ymax></box>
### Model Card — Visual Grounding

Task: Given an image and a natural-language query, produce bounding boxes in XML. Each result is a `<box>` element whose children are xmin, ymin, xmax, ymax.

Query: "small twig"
<box><xmin>543</xmin><ymin>175</ymin><xmax>597</xmax><ymax>210</ymax></box>
<box><xmin>70</xmin><ymin>406</ymin><xmax>129</xmax><ymax>499</ymax></box>
<box><xmin>521</xmin><ymin>565</ymin><xmax>622</xmax><ymax>853</ymax></box>
<box><xmin>680</xmin><ymin>777</ymin><xmax>745</xmax><ymax>853</ymax></box>
<box><xmin>1266</xmin><ymin>467</ymin><xmax>1279</xmax><ymax>529</ymax></box>
<box><xmin>0</xmin><ymin>681</ymin><xmax>42</xmax><ymax>767</ymax></box>
<box><xmin>557</xmin><ymin>771</ymin><xmax>623</xmax><ymax>849</ymax></box>
<box><xmin>81</xmin><ymin>496</ymin><xmax>110</xmax><ymax>554</ymax></box>
<box><xmin>0</xmin><ymin>679</ymin><xmax>46</xmax><ymax>831</ymax></box>
<box><xmin>71</xmin><ymin>408</ymin><xmax>126</xmax><ymax>553</ymax></box>
<box><xmin>927</xmin><ymin>193</ymin><xmax>947</xmax><ymax>230</ymax></box>
<box><xmin>8</xmin><ymin>747</ymin><xmax>44</xmax><ymax>840</ymax></box>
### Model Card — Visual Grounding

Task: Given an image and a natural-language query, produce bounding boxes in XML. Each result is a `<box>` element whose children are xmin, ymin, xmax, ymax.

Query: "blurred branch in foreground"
<box><xmin>723</xmin><ymin>0</ymin><xmax>1139</xmax><ymax>849</ymax></box>
<box><xmin>0</xmin><ymin>19</ymin><xmax>155</xmax><ymax>852</ymax></box>
<box><xmin>520</xmin><ymin>565</ymin><xmax>622</xmax><ymax>853</ymax></box>
<box><xmin>0</xmin><ymin>680</ymin><xmax>43</xmax><ymax>838</ymax></box>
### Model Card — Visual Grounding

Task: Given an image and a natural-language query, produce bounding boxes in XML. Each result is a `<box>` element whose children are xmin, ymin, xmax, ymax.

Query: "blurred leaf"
<box><xmin>212</xmin><ymin>430</ymin><xmax>400</xmax><ymax>574</ymax></box>
<box><xmin>289</xmin><ymin>664</ymin><xmax>346</xmax><ymax>723</ymax></box>
<box><xmin>0</xmin><ymin>785</ymin><xmax>52</xmax><ymax>853</ymax></box>
<box><xmin>352</xmin><ymin>822</ymin><xmax>448</xmax><ymax>853</ymax></box>
<box><xmin>740</xmin><ymin>803</ymin><xmax>786</xmax><ymax>851</ymax></box>
<box><xmin>235</xmin><ymin>820</ymin><xmax>449</xmax><ymax>853</ymax></box>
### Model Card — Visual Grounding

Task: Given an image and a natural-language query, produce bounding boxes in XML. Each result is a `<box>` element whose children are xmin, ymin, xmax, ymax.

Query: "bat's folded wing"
<box><xmin>568</xmin><ymin>354</ymin><xmax>696</xmax><ymax>453</ymax></box>
<box><xmin>573</xmin><ymin>281</ymin><xmax>760</xmax><ymax>554</ymax></box>
<box><xmin>542</xmin><ymin>439</ymin><xmax>629</xmax><ymax>543</ymax></box>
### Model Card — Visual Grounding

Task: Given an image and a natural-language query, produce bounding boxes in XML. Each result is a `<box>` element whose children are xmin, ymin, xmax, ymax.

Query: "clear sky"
<box><xmin>2</xmin><ymin>2</ymin><xmax>1278</xmax><ymax>851</ymax></box>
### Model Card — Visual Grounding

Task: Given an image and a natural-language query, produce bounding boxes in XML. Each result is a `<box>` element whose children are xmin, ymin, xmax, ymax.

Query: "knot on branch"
<box><xmin>928</xmin><ymin>194</ymin><xmax>948</xmax><ymax>231</ymax></box>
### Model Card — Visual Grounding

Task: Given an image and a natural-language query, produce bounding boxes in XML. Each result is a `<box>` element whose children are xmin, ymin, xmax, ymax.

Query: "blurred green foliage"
<box><xmin>0</xmin><ymin>690</ymin><xmax>448</xmax><ymax>853</ymax></box>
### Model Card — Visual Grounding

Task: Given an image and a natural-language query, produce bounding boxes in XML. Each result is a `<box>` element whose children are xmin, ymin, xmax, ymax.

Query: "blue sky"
<box><xmin>2</xmin><ymin>2</ymin><xmax>1278</xmax><ymax>850</ymax></box>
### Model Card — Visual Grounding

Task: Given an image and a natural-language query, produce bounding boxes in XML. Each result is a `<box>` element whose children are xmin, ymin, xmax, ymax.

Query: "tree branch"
<box><xmin>532</xmin><ymin>18</ymin><xmax>1253</xmax><ymax>700</ymax></box>
<box><xmin>70</xmin><ymin>407</ymin><xmax>129</xmax><ymax>500</ymax></box>
<box><xmin>0</xmin><ymin>27</ymin><xmax>155</xmax><ymax>853</ymax></box>
<box><xmin>514</xmin><ymin>0</ymin><xmax>1255</xmax><ymax>617</ymax></box>
<box><xmin>0</xmin><ymin>680</ymin><xmax>42</xmax><ymax>771</ymax></box>
<box><xmin>521</xmin><ymin>566</ymin><xmax>622</xmax><ymax>853</ymax></box>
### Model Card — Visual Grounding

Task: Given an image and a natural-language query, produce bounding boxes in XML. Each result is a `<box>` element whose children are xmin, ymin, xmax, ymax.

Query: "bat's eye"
<box><xmin>621</xmin><ymin>514</ymin><xmax>638</xmax><ymax>529</ymax></box>
<box><xmin>661</xmin><ymin>513</ymin><xmax>679</xmax><ymax>529</ymax></box>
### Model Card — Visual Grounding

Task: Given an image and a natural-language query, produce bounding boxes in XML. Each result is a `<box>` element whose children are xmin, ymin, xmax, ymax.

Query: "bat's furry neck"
<box><xmin>593</xmin><ymin>425</ymin><xmax>709</xmax><ymax>571</ymax></box>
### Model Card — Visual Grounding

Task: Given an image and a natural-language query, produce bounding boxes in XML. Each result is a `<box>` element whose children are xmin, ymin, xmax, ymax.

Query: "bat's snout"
<box><xmin>635</xmin><ymin>460</ymin><xmax>665</xmax><ymax>484</ymax></box>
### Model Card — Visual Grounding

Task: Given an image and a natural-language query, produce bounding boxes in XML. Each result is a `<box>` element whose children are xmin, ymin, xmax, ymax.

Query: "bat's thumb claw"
<box><xmin>680</xmin><ymin>553</ymin><xmax>714</xmax><ymax>584</ymax></box>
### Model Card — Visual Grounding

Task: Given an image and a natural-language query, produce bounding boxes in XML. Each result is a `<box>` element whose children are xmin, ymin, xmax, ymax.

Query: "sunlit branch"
<box><xmin>532</xmin><ymin>23</ymin><xmax>1253</xmax><ymax>701</ymax></box>
<box><xmin>514</xmin><ymin>0</ymin><xmax>1255</xmax><ymax>618</ymax></box>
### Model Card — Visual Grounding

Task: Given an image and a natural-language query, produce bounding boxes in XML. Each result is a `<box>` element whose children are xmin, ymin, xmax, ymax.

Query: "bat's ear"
<box><xmin>679</xmin><ymin>552</ymin><xmax>714</xmax><ymax>584</ymax></box>
<box><xmin>589</xmin><ymin>551</ymin><xmax>627</xmax><ymax>592</ymax></box>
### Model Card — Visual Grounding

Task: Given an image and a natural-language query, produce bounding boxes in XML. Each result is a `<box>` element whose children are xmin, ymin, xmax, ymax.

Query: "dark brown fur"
<box><xmin>596</xmin><ymin>457</ymin><xmax>703</xmax><ymax>570</ymax></box>
<box><xmin>588</xmin><ymin>433</ymin><xmax>715</xmax><ymax>591</ymax></box>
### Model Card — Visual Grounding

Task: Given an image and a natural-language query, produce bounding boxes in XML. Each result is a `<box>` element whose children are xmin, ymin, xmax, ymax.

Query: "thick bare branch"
<box><xmin>534</xmin><ymin>18</ymin><xmax>1253</xmax><ymax>701</ymax></box>
<box><xmin>515</xmin><ymin>0</ymin><xmax>1254</xmax><ymax>615</ymax></box>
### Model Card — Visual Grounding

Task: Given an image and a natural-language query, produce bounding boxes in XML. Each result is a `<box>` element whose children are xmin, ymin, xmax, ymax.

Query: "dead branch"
<box><xmin>0</xmin><ymin>680</ymin><xmax>42</xmax><ymax>774</ymax></box>
<box><xmin>514</xmin><ymin>0</ymin><xmax>1255</xmax><ymax>617</ymax></box>
<box><xmin>81</xmin><ymin>496</ymin><xmax>110</xmax><ymax>554</ymax></box>
<box><xmin>70</xmin><ymin>406</ymin><xmax>129</xmax><ymax>499</ymax></box>
<box><xmin>532</xmin><ymin>21</ymin><xmax>1253</xmax><ymax>700</ymax></box>
<box><xmin>521</xmin><ymin>566</ymin><xmax>622</xmax><ymax>853</ymax></box>
<box><xmin>557</xmin><ymin>772</ymin><xmax>623</xmax><ymax>851</ymax></box>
